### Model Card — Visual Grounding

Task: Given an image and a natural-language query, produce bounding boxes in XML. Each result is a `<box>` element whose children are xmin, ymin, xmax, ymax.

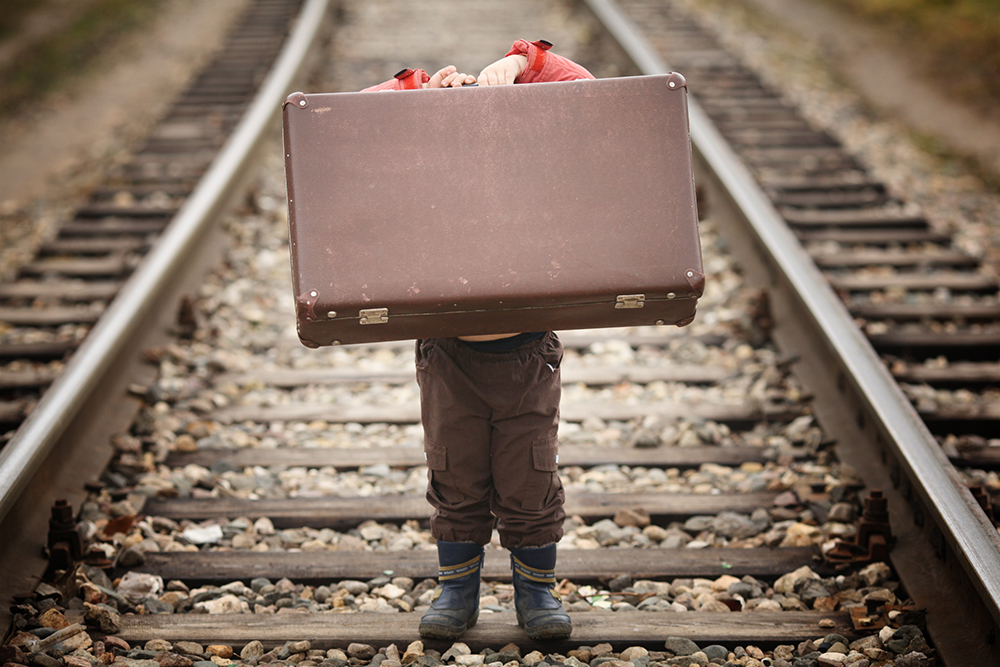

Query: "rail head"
<box><xmin>0</xmin><ymin>0</ymin><xmax>332</xmax><ymax>521</ymax></box>
<box><xmin>582</xmin><ymin>0</ymin><xmax>1000</xmax><ymax>629</ymax></box>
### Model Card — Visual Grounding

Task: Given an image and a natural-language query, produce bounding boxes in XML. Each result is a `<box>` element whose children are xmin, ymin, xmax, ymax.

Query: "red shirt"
<box><xmin>361</xmin><ymin>39</ymin><xmax>594</xmax><ymax>91</ymax></box>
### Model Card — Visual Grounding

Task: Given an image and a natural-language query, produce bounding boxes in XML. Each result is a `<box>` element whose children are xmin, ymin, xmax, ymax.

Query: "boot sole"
<box><xmin>517</xmin><ymin>614</ymin><xmax>573</xmax><ymax>640</ymax></box>
<box><xmin>418</xmin><ymin>622</ymin><xmax>467</xmax><ymax>640</ymax></box>
<box><xmin>525</xmin><ymin>623</ymin><xmax>573</xmax><ymax>640</ymax></box>
<box><xmin>418</xmin><ymin>612</ymin><xmax>479</xmax><ymax>640</ymax></box>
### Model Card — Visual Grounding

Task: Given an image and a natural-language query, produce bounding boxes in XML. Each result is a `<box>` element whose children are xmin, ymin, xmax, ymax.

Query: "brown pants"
<box><xmin>415</xmin><ymin>333</ymin><xmax>565</xmax><ymax>549</ymax></box>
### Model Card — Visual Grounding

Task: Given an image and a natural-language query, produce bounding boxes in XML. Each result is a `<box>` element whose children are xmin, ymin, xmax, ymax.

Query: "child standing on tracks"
<box><xmin>362</xmin><ymin>40</ymin><xmax>595</xmax><ymax>641</ymax></box>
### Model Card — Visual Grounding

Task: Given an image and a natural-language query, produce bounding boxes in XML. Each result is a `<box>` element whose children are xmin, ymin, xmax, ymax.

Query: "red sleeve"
<box><xmin>361</xmin><ymin>68</ymin><xmax>431</xmax><ymax>92</ymax></box>
<box><xmin>505</xmin><ymin>40</ymin><xmax>595</xmax><ymax>83</ymax></box>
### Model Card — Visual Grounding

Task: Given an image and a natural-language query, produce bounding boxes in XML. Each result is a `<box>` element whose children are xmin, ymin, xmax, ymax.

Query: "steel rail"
<box><xmin>0</xmin><ymin>0</ymin><xmax>331</xmax><ymax>521</ymax></box>
<box><xmin>584</xmin><ymin>0</ymin><xmax>1000</xmax><ymax>629</ymax></box>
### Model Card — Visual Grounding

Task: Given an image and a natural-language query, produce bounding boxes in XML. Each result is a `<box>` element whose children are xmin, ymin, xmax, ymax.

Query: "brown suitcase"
<box><xmin>283</xmin><ymin>73</ymin><xmax>703</xmax><ymax>347</ymax></box>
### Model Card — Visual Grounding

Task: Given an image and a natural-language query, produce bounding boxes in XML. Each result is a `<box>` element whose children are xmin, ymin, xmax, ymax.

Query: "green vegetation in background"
<box><xmin>0</xmin><ymin>0</ymin><xmax>163</xmax><ymax>116</ymax></box>
<box><xmin>828</xmin><ymin>0</ymin><xmax>1000</xmax><ymax>105</ymax></box>
<box><xmin>0</xmin><ymin>0</ymin><xmax>49</xmax><ymax>41</ymax></box>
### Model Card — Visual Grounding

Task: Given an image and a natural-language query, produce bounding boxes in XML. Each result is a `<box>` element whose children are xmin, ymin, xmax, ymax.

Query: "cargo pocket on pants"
<box><xmin>424</xmin><ymin>438</ymin><xmax>456</xmax><ymax>511</ymax></box>
<box><xmin>424</xmin><ymin>438</ymin><xmax>448</xmax><ymax>472</ymax></box>
<box><xmin>521</xmin><ymin>435</ymin><xmax>559</xmax><ymax>511</ymax></box>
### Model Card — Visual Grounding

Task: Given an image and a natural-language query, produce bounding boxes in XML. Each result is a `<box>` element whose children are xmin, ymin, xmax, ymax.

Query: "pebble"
<box><xmin>240</xmin><ymin>642</ymin><xmax>264</xmax><ymax>660</ymax></box>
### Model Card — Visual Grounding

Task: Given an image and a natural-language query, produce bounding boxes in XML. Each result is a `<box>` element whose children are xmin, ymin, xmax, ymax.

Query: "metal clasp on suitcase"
<box><xmin>615</xmin><ymin>294</ymin><xmax>645</xmax><ymax>309</ymax></box>
<box><xmin>359</xmin><ymin>308</ymin><xmax>389</xmax><ymax>324</ymax></box>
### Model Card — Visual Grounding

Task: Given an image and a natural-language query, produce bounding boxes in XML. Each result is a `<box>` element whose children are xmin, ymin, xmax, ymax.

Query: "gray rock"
<box><xmin>127</xmin><ymin>650</ymin><xmax>160</xmax><ymax>660</ymax></box>
<box><xmin>636</xmin><ymin>596</ymin><xmax>667</xmax><ymax>611</ymax></box>
<box><xmin>894</xmin><ymin>653</ymin><xmax>931</xmax><ymax>667</ymax></box>
<box><xmin>118</xmin><ymin>546</ymin><xmax>147</xmax><ymax>568</ymax></box>
<box><xmin>848</xmin><ymin>636</ymin><xmax>880</xmax><ymax>652</ymax></box>
<box><xmin>314</xmin><ymin>586</ymin><xmax>332</xmax><ymax>603</ymax></box>
<box><xmin>750</xmin><ymin>507</ymin><xmax>772</xmax><ymax>531</ymax></box>
<box><xmin>682</xmin><ymin>516</ymin><xmax>715</xmax><ymax>533</ymax></box>
<box><xmin>591</xmin><ymin>659</ymin><xmax>623</xmax><ymax>667</ymax></box>
<box><xmin>609</xmin><ymin>574</ymin><xmax>633</xmax><ymax>592</ymax></box>
<box><xmin>285</xmin><ymin>641</ymin><xmax>311</xmax><ymax>654</ymax></box>
<box><xmin>711</xmin><ymin>511</ymin><xmax>760</xmax><ymax>539</ymax></box>
<box><xmin>84</xmin><ymin>603</ymin><xmax>121</xmax><ymax>633</ymax></box>
<box><xmin>31</xmin><ymin>652</ymin><xmax>63</xmax><ymax>667</ymax></box>
<box><xmin>142</xmin><ymin>598</ymin><xmax>174</xmax><ymax>614</ymax></box>
<box><xmin>82</xmin><ymin>565</ymin><xmax>114</xmax><ymax>589</ymax></box>
<box><xmin>360</xmin><ymin>463</ymin><xmax>392</xmax><ymax>478</ymax></box>
<box><xmin>798</xmin><ymin>580</ymin><xmax>831</xmax><ymax>603</ymax></box>
<box><xmin>701</xmin><ymin>645</ymin><xmax>728</xmax><ymax>662</ymax></box>
<box><xmin>727</xmin><ymin>582</ymin><xmax>756</xmax><ymax>599</ymax></box>
<box><xmin>661</xmin><ymin>529</ymin><xmax>693</xmax><ymax>549</ymax></box>
<box><xmin>338</xmin><ymin>580</ymin><xmax>369</xmax><ymax>595</ymax></box>
<box><xmin>665</xmin><ymin>656</ymin><xmax>707</xmax><ymax>667</ymax></box>
<box><xmin>242</xmin><ymin>642</ymin><xmax>265</xmax><ymax>660</ymax></box>
<box><xmin>827</xmin><ymin>502</ymin><xmax>855</xmax><ymax>523</ymax></box>
<box><xmin>885</xmin><ymin>625</ymin><xmax>923</xmax><ymax>654</ymax></box>
<box><xmin>347</xmin><ymin>644</ymin><xmax>376</xmax><ymax>660</ymax></box>
<box><xmin>592</xmin><ymin>519</ymin><xmax>632</xmax><ymax>545</ymax></box>
<box><xmin>174</xmin><ymin>642</ymin><xmax>205</xmax><ymax>657</ymax></box>
<box><xmin>631</xmin><ymin>430</ymin><xmax>662</xmax><ymax>448</ymax></box>
<box><xmin>663</xmin><ymin>637</ymin><xmax>701</xmax><ymax>656</ymax></box>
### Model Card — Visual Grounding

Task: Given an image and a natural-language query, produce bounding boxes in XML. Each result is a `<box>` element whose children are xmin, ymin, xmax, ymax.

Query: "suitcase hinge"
<box><xmin>359</xmin><ymin>308</ymin><xmax>389</xmax><ymax>325</ymax></box>
<box><xmin>615</xmin><ymin>294</ymin><xmax>645</xmax><ymax>309</ymax></box>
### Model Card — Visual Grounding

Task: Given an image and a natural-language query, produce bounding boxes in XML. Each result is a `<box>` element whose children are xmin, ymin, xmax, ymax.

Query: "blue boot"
<box><xmin>418</xmin><ymin>541</ymin><xmax>484</xmax><ymax>639</ymax></box>
<box><xmin>510</xmin><ymin>544</ymin><xmax>573</xmax><ymax>640</ymax></box>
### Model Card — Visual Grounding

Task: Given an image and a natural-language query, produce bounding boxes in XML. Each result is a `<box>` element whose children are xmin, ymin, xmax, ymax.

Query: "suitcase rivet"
<box><xmin>655</xmin><ymin>319</ymin><xmax>666</xmax><ymax>326</ymax></box>
<box><xmin>327</xmin><ymin>311</ymin><xmax>337</xmax><ymax>319</ymax></box>
<box><xmin>310</xmin><ymin>290</ymin><xmax>318</xmax><ymax>297</ymax></box>
<box><xmin>667</xmin><ymin>292</ymin><xmax>676</xmax><ymax>299</ymax></box>
<box><xmin>686</xmin><ymin>270</ymin><xmax>694</xmax><ymax>277</ymax></box>
<box><xmin>298</xmin><ymin>100</ymin><xmax>307</xmax><ymax>107</ymax></box>
<box><xmin>668</xmin><ymin>82</ymin><xmax>676</xmax><ymax>88</ymax></box>
<box><xmin>332</xmin><ymin>340</ymin><xmax>341</xmax><ymax>346</ymax></box>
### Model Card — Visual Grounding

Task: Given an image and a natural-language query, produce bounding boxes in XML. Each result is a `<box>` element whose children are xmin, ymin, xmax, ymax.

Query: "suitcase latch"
<box><xmin>615</xmin><ymin>294</ymin><xmax>645</xmax><ymax>309</ymax></box>
<box><xmin>359</xmin><ymin>308</ymin><xmax>389</xmax><ymax>325</ymax></box>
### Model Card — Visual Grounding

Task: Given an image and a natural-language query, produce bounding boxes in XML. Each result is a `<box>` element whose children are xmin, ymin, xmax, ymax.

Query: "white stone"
<box><xmin>196</xmin><ymin>594</ymin><xmax>244</xmax><ymax>614</ymax></box>
<box><xmin>117</xmin><ymin>571</ymin><xmax>163</xmax><ymax>603</ymax></box>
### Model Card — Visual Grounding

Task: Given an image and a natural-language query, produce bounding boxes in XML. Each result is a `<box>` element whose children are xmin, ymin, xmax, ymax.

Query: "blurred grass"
<box><xmin>828</xmin><ymin>0</ymin><xmax>1000</xmax><ymax>107</ymax></box>
<box><xmin>0</xmin><ymin>0</ymin><xmax>47</xmax><ymax>41</ymax></box>
<box><xmin>0</xmin><ymin>0</ymin><xmax>163</xmax><ymax>116</ymax></box>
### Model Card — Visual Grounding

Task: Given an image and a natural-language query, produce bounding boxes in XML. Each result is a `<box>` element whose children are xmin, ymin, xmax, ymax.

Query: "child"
<box><xmin>363</xmin><ymin>40</ymin><xmax>595</xmax><ymax>641</ymax></box>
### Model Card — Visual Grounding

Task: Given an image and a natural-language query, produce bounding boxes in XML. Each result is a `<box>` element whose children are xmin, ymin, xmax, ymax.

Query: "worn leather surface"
<box><xmin>284</xmin><ymin>74</ymin><xmax>702</xmax><ymax>345</ymax></box>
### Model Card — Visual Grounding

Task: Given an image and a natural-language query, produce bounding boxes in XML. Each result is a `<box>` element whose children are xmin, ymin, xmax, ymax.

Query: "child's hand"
<box><xmin>425</xmin><ymin>65</ymin><xmax>476</xmax><ymax>88</ymax></box>
<box><xmin>477</xmin><ymin>55</ymin><xmax>528</xmax><ymax>86</ymax></box>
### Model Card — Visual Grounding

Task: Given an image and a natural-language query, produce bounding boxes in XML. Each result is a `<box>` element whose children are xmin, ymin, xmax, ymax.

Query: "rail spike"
<box><xmin>824</xmin><ymin>489</ymin><xmax>894</xmax><ymax>567</ymax></box>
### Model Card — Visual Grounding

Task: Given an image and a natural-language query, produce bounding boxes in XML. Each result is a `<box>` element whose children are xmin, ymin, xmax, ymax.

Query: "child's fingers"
<box><xmin>428</xmin><ymin>65</ymin><xmax>458</xmax><ymax>88</ymax></box>
<box><xmin>441</xmin><ymin>71</ymin><xmax>472</xmax><ymax>87</ymax></box>
<box><xmin>478</xmin><ymin>69</ymin><xmax>499</xmax><ymax>86</ymax></box>
<box><xmin>477</xmin><ymin>59</ymin><xmax>518</xmax><ymax>86</ymax></box>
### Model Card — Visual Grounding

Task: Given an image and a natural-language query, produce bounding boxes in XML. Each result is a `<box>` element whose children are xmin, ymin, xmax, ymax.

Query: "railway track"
<box><xmin>0</xmin><ymin>0</ymin><xmax>309</xmax><ymax>438</ymax></box>
<box><xmin>2</xmin><ymin>0</ymin><xmax>998</xmax><ymax>664</ymax></box>
<box><xmin>0</xmin><ymin>0</ymin><xmax>327</xmax><ymax>620</ymax></box>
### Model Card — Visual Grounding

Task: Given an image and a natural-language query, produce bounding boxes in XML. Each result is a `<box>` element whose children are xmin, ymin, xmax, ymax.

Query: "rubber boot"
<box><xmin>418</xmin><ymin>541</ymin><xmax>484</xmax><ymax>639</ymax></box>
<box><xmin>510</xmin><ymin>544</ymin><xmax>573</xmax><ymax>640</ymax></box>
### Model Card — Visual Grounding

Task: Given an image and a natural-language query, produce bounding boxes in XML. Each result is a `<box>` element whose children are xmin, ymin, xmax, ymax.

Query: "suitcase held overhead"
<box><xmin>283</xmin><ymin>73</ymin><xmax>703</xmax><ymax>347</ymax></box>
